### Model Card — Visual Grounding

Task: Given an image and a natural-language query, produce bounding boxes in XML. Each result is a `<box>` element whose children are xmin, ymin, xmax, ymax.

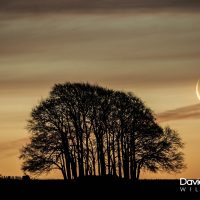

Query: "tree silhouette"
<box><xmin>20</xmin><ymin>82</ymin><xmax>185</xmax><ymax>180</ymax></box>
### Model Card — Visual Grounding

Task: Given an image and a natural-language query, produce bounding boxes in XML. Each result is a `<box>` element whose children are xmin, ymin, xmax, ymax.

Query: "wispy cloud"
<box><xmin>157</xmin><ymin>104</ymin><xmax>200</xmax><ymax>122</ymax></box>
<box><xmin>0</xmin><ymin>138</ymin><xmax>28</xmax><ymax>159</ymax></box>
<box><xmin>0</xmin><ymin>11</ymin><xmax>199</xmax><ymax>90</ymax></box>
<box><xmin>0</xmin><ymin>0</ymin><xmax>200</xmax><ymax>14</ymax></box>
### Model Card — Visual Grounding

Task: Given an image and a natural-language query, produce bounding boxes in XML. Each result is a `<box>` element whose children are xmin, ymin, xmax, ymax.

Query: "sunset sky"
<box><xmin>0</xmin><ymin>0</ymin><xmax>200</xmax><ymax>179</ymax></box>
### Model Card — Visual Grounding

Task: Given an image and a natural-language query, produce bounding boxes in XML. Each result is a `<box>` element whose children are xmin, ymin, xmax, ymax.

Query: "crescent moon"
<box><xmin>196</xmin><ymin>80</ymin><xmax>200</xmax><ymax>101</ymax></box>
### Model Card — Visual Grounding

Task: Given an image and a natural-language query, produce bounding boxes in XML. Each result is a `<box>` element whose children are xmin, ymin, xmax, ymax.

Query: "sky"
<box><xmin>0</xmin><ymin>0</ymin><xmax>200</xmax><ymax>179</ymax></box>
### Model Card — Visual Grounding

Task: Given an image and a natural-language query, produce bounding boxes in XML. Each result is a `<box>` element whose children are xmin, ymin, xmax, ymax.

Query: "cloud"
<box><xmin>0</xmin><ymin>11</ymin><xmax>199</xmax><ymax>90</ymax></box>
<box><xmin>0</xmin><ymin>0</ymin><xmax>200</xmax><ymax>14</ymax></box>
<box><xmin>157</xmin><ymin>104</ymin><xmax>200</xmax><ymax>122</ymax></box>
<box><xmin>0</xmin><ymin>138</ymin><xmax>28</xmax><ymax>159</ymax></box>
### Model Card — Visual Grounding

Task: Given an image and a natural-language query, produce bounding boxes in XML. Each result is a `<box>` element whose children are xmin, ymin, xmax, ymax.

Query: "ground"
<box><xmin>0</xmin><ymin>177</ymin><xmax>197</xmax><ymax>198</ymax></box>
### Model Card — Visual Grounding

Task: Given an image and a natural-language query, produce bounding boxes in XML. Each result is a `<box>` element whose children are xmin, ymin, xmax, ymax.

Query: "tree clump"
<box><xmin>20</xmin><ymin>83</ymin><xmax>185</xmax><ymax>180</ymax></box>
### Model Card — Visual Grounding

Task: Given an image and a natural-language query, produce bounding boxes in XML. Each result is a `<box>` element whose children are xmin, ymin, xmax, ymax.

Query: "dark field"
<box><xmin>0</xmin><ymin>177</ymin><xmax>198</xmax><ymax>198</ymax></box>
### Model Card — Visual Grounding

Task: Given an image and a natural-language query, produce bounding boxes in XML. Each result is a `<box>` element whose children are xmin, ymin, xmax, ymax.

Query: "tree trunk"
<box><xmin>117</xmin><ymin>138</ymin><xmax>122</xmax><ymax>178</ymax></box>
<box><xmin>136</xmin><ymin>164</ymin><xmax>141</xmax><ymax>180</ymax></box>
<box><xmin>99</xmin><ymin>137</ymin><xmax>106</xmax><ymax>176</ymax></box>
<box><xmin>79</xmin><ymin>134</ymin><xmax>84</xmax><ymax>177</ymax></box>
<box><xmin>106</xmin><ymin>132</ymin><xmax>111</xmax><ymax>174</ymax></box>
<box><xmin>60</xmin><ymin>153</ymin><xmax>68</xmax><ymax>180</ymax></box>
<box><xmin>130</xmin><ymin>131</ymin><xmax>137</xmax><ymax>180</ymax></box>
<box><xmin>63</xmin><ymin>143</ymin><xmax>72</xmax><ymax>180</ymax></box>
<box><xmin>86</xmin><ymin>135</ymin><xmax>89</xmax><ymax>176</ymax></box>
<box><xmin>112</xmin><ymin>132</ymin><xmax>116</xmax><ymax>176</ymax></box>
<box><xmin>60</xmin><ymin>131</ymin><xmax>71</xmax><ymax>180</ymax></box>
<box><xmin>61</xmin><ymin>168</ymin><xmax>68</xmax><ymax>181</ymax></box>
<box><xmin>70</xmin><ymin>153</ymin><xmax>77</xmax><ymax>179</ymax></box>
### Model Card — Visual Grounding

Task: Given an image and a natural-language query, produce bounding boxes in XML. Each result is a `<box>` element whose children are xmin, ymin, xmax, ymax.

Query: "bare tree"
<box><xmin>135</xmin><ymin>126</ymin><xmax>185</xmax><ymax>180</ymax></box>
<box><xmin>20</xmin><ymin>82</ymin><xmax>185</xmax><ymax>180</ymax></box>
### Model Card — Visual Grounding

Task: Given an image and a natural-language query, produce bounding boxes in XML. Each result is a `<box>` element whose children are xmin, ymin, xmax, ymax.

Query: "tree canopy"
<box><xmin>20</xmin><ymin>82</ymin><xmax>185</xmax><ymax>180</ymax></box>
